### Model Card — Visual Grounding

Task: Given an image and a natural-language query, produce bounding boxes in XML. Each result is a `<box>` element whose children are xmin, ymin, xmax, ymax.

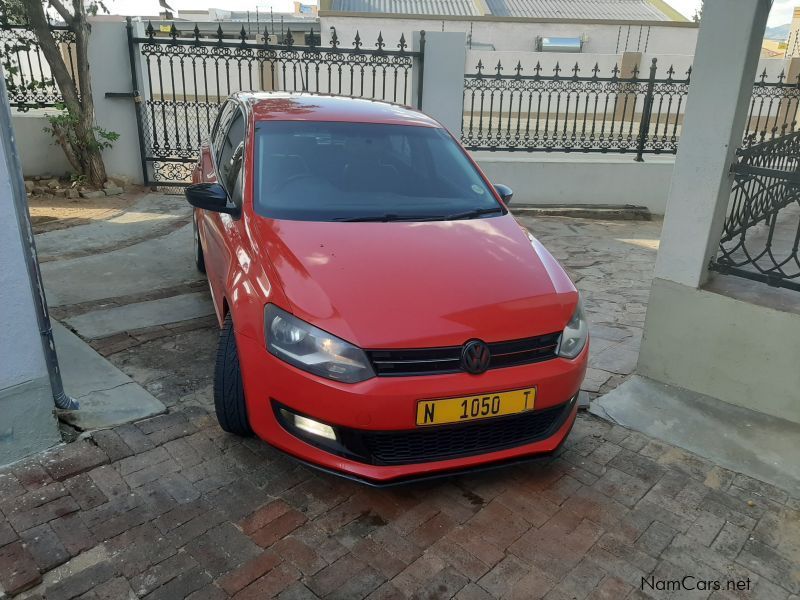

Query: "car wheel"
<box><xmin>193</xmin><ymin>211</ymin><xmax>206</xmax><ymax>274</ymax></box>
<box><xmin>213</xmin><ymin>314</ymin><xmax>252</xmax><ymax>436</ymax></box>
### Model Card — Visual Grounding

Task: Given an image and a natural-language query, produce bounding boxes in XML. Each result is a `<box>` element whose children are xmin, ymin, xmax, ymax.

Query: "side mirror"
<box><xmin>494</xmin><ymin>184</ymin><xmax>513</xmax><ymax>204</ymax></box>
<box><xmin>185</xmin><ymin>182</ymin><xmax>239</xmax><ymax>216</ymax></box>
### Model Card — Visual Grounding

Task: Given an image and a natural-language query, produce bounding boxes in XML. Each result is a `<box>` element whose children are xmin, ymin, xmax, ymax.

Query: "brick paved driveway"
<box><xmin>5</xmin><ymin>211</ymin><xmax>797</xmax><ymax>599</ymax></box>
<box><xmin>1</xmin><ymin>408</ymin><xmax>798</xmax><ymax>600</ymax></box>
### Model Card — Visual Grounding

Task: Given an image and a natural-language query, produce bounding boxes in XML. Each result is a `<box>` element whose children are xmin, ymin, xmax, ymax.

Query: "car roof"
<box><xmin>235</xmin><ymin>92</ymin><xmax>441</xmax><ymax>128</ymax></box>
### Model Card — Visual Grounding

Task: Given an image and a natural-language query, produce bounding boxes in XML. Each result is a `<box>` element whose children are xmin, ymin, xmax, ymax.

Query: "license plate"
<box><xmin>416</xmin><ymin>387</ymin><xmax>536</xmax><ymax>426</ymax></box>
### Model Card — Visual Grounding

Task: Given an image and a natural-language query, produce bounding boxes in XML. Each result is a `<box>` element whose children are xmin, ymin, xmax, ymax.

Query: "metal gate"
<box><xmin>125</xmin><ymin>18</ymin><xmax>424</xmax><ymax>187</ymax></box>
<box><xmin>710</xmin><ymin>131</ymin><xmax>800</xmax><ymax>292</ymax></box>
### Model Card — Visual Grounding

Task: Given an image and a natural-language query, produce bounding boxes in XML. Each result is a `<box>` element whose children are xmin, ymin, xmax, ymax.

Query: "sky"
<box><xmin>104</xmin><ymin>0</ymin><xmax>796</xmax><ymax>28</ymax></box>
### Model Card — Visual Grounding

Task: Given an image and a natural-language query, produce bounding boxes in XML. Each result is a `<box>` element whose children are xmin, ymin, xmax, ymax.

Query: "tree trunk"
<box><xmin>21</xmin><ymin>0</ymin><xmax>108</xmax><ymax>187</ymax></box>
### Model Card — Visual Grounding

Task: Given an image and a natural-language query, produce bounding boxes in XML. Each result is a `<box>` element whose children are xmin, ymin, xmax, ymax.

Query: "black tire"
<box><xmin>214</xmin><ymin>314</ymin><xmax>252</xmax><ymax>436</ymax></box>
<box><xmin>193</xmin><ymin>211</ymin><xmax>206</xmax><ymax>274</ymax></box>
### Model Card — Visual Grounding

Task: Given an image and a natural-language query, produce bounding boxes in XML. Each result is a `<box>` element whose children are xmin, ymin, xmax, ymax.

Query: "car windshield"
<box><xmin>253</xmin><ymin>121</ymin><xmax>503</xmax><ymax>221</ymax></box>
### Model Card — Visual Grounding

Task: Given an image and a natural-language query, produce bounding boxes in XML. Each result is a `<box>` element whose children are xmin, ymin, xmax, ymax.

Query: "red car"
<box><xmin>187</xmin><ymin>93</ymin><xmax>588</xmax><ymax>485</ymax></box>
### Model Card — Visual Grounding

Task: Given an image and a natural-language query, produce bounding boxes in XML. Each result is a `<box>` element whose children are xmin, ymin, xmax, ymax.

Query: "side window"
<box><xmin>217</xmin><ymin>110</ymin><xmax>246</xmax><ymax>192</ymax></box>
<box><xmin>211</xmin><ymin>102</ymin><xmax>235</xmax><ymax>157</ymax></box>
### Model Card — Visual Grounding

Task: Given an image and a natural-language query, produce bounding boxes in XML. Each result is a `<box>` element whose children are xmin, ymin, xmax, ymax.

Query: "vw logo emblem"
<box><xmin>461</xmin><ymin>339</ymin><xmax>491</xmax><ymax>374</ymax></box>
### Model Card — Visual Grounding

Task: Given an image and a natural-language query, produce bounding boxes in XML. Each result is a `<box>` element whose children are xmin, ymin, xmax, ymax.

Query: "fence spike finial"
<box><xmin>534</xmin><ymin>61</ymin><xmax>542</xmax><ymax>77</ymax></box>
<box><xmin>572</xmin><ymin>62</ymin><xmax>580</xmax><ymax>78</ymax></box>
<box><xmin>309</xmin><ymin>26</ymin><xmax>318</xmax><ymax>48</ymax></box>
<box><xmin>611</xmin><ymin>63</ymin><xmax>620</xmax><ymax>79</ymax></box>
<box><xmin>262</xmin><ymin>25</ymin><xmax>270</xmax><ymax>45</ymax></box>
<box><xmin>216</xmin><ymin>24</ymin><xmax>224</xmax><ymax>43</ymax></box>
<box><xmin>146</xmin><ymin>20</ymin><xmax>155</xmax><ymax>38</ymax></box>
<box><xmin>330</xmin><ymin>28</ymin><xmax>339</xmax><ymax>48</ymax></box>
<box><xmin>760</xmin><ymin>68</ymin><xmax>768</xmax><ymax>83</ymax></box>
<box><xmin>376</xmin><ymin>31</ymin><xmax>385</xmax><ymax>51</ymax></box>
<box><xmin>353</xmin><ymin>30</ymin><xmax>362</xmax><ymax>49</ymax></box>
<box><xmin>553</xmin><ymin>62</ymin><xmax>561</xmax><ymax>77</ymax></box>
<box><xmin>193</xmin><ymin>24</ymin><xmax>201</xmax><ymax>43</ymax></box>
<box><xmin>239</xmin><ymin>25</ymin><xmax>247</xmax><ymax>44</ymax></box>
<box><xmin>514</xmin><ymin>61</ymin><xmax>523</xmax><ymax>77</ymax></box>
<box><xmin>285</xmin><ymin>29</ymin><xmax>294</xmax><ymax>46</ymax></box>
<box><xmin>476</xmin><ymin>59</ymin><xmax>484</xmax><ymax>77</ymax></box>
<box><xmin>495</xmin><ymin>60</ymin><xmax>503</xmax><ymax>77</ymax></box>
<box><xmin>591</xmin><ymin>62</ymin><xmax>600</xmax><ymax>78</ymax></box>
<box><xmin>778</xmin><ymin>69</ymin><xmax>786</xmax><ymax>84</ymax></box>
<box><xmin>398</xmin><ymin>33</ymin><xmax>407</xmax><ymax>52</ymax></box>
<box><xmin>630</xmin><ymin>63</ymin><xmax>639</xmax><ymax>79</ymax></box>
<box><xmin>169</xmin><ymin>23</ymin><xmax>178</xmax><ymax>41</ymax></box>
<box><xmin>685</xmin><ymin>65</ymin><xmax>692</xmax><ymax>82</ymax></box>
<box><xmin>666</xmin><ymin>64</ymin><xmax>675</xmax><ymax>79</ymax></box>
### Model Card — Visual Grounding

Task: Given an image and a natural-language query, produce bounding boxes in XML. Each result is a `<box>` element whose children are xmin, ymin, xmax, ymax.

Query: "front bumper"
<box><xmin>236</xmin><ymin>332</ymin><xmax>587</xmax><ymax>484</ymax></box>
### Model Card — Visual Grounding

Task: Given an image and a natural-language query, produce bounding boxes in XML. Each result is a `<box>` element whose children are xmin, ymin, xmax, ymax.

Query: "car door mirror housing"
<box><xmin>494</xmin><ymin>184</ymin><xmax>513</xmax><ymax>204</ymax></box>
<box><xmin>185</xmin><ymin>182</ymin><xmax>240</xmax><ymax>216</ymax></box>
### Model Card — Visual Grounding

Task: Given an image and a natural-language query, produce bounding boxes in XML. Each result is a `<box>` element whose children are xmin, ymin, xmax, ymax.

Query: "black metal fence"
<box><xmin>128</xmin><ymin>20</ymin><xmax>423</xmax><ymax>185</ymax></box>
<box><xmin>462</xmin><ymin>59</ymin><xmax>800</xmax><ymax>159</ymax></box>
<box><xmin>0</xmin><ymin>8</ymin><xmax>78</xmax><ymax>111</ymax></box>
<box><xmin>710</xmin><ymin>132</ymin><xmax>800</xmax><ymax>292</ymax></box>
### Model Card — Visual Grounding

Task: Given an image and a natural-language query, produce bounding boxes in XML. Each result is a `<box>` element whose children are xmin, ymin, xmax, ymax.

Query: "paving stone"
<box><xmin>0</xmin><ymin>540</ymin><xmax>41</xmax><ymax>595</ymax></box>
<box><xmin>218</xmin><ymin>550</ymin><xmax>281</xmax><ymax>595</ymax></box>
<box><xmin>250</xmin><ymin>509</ymin><xmax>307</xmax><ymax>548</ymax></box>
<box><xmin>20</xmin><ymin>523</ymin><xmax>71</xmax><ymax>571</ymax></box>
<box><xmin>9</xmin><ymin>495</ymin><xmax>80</xmax><ymax>532</ymax></box>
<box><xmin>737</xmin><ymin>539</ymin><xmax>800</xmax><ymax>594</ymax></box>
<box><xmin>410</xmin><ymin>565</ymin><xmax>468</xmax><ymax>599</ymax></box>
<box><xmin>11</xmin><ymin>461</ymin><xmax>53</xmax><ymax>491</ymax></box>
<box><xmin>233</xmin><ymin>562</ymin><xmax>301</xmax><ymax>600</ymax></box>
<box><xmin>129</xmin><ymin>550</ymin><xmax>197</xmax><ymax>596</ymax></box>
<box><xmin>65</xmin><ymin>473</ymin><xmax>108</xmax><ymax>510</ymax></box>
<box><xmin>477</xmin><ymin>555</ymin><xmax>530</xmax><ymax>597</ymax></box>
<box><xmin>50</xmin><ymin>512</ymin><xmax>95</xmax><ymax>556</ymax></box>
<box><xmin>91</xmin><ymin>429</ymin><xmax>134</xmax><ymax>462</ymax></box>
<box><xmin>186</xmin><ymin>522</ymin><xmax>262</xmax><ymax>577</ymax></box>
<box><xmin>0</xmin><ymin>520</ymin><xmax>18</xmax><ymax>547</ymax></box>
<box><xmin>41</xmin><ymin>442</ymin><xmax>109</xmax><ymax>482</ymax></box>
<box><xmin>44</xmin><ymin>560</ymin><xmax>118</xmax><ymax>600</ymax></box>
<box><xmin>145</xmin><ymin>567</ymin><xmax>212</xmax><ymax>600</ymax></box>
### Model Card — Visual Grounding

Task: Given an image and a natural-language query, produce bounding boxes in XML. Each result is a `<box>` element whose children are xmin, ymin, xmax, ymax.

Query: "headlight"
<box><xmin>264</xmin><ymin>304</ymin><xmax>375</xmax><ymax>383</ymax></box>
<box><xmin>558</xmin><ymin>296</ymin><xmax>588</xmax><ymax>359</ymax></box>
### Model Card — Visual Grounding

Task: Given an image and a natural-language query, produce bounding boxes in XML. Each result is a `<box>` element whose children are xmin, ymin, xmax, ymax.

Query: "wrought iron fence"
<box><xmin>462</xmin><ymin>59</ymin><xmax>800</xmax><ymax>159</ymax></box>
<box><xmin>0</xmin><ymin>8</ymin><xmax>78</xmax><ymax>111</ymax></box>
<box><xmin>710</xmin><ymin>132</ymin><xmax>800</xmax><ymax>292</ymax></box>
<box><xmin>128</xmin><ymin>19</ymin><xmax>423</xmax><ymax>185</ymax></box>
<box><xmin>462</xmin><ymin>58</ymin><xmax>689</xmax><ymax>159</ymax></box>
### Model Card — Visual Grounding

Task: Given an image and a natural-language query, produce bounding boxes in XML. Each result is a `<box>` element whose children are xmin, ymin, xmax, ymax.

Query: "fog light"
<box><xmin>281</xmin><ymin>409</ymin><xmax>337</xmax><ymax>440</ymax></box>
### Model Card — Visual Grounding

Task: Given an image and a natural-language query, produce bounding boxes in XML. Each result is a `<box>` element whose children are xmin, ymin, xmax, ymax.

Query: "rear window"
<box><xmin>253</xmin><ymin>121</ymin><xmax>501</xmax><ymax>221</ymax></box>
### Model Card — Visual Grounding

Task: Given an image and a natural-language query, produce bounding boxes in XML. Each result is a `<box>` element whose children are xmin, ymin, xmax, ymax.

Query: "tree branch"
<box><xmin>47</xmin><ymin>0</ymin><xmax>73</xmax><ymax>26</ymax></box>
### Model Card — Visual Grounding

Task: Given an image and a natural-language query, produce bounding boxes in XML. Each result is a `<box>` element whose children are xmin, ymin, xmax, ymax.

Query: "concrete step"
<box><xmin>512</xmin><ymin>204</ymin><xmax>651</xmax><ymax>220</ymax></box>
<box><xmin>64</xmin><ymin>292</ymin><xmax>214</xmax><ymax>340</ymax></box>
<box><xmin>53</xmin><ymin>321</ymin><xmax>165</xmax><ymax>431</ymax></box>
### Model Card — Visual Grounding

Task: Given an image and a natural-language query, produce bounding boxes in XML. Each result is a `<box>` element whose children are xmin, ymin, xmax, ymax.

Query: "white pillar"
<box><xmin>416</xmin><ymin>31</ymin><xmax>466</xmax><ymax>136</ymax></box>
<box><xmin>88</xmin><ymin>19</ymin><xmax>145</xmax><ymax>184</ymax></box>
<box><xmin>0</xmin><ymin>73</ymin><xmax>62</xmax><ymax>466</ymax></box>
<box><xmin>653</xmin><ymin>0</ymin><xmax>770</xmax><ymax>289</ymax></box>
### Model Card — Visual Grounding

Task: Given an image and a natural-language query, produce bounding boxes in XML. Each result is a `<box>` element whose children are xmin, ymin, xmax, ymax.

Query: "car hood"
<box><xmin>254</xmin><ymin>214</ymin><xmax>578</xmax><ymax>348</ymax></box>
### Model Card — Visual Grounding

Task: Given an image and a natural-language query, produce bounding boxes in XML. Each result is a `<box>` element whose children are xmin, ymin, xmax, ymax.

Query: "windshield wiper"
<box><xmin>443</xmin><ymin>206</ymin><xmax>505</xmax><ymax>220</ymax></box>
<box><xmin>334</xmin><ymin>214</ymin><xmax>433</xmax><ymax>222</ymax></box>
<box><xmin>334</xmin><ymin>206</ymin><xmax>504</xmax><ymax>223</ymax></box>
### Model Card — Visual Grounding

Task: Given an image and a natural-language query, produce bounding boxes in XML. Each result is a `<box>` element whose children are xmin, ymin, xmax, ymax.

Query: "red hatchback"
<box><xmin>187</xmin><ymin>93</ymin><xmax>588</xmax><ymax>485</ymax></box>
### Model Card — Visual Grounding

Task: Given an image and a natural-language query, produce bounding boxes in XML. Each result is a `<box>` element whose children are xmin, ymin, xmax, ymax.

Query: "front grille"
<box><xmin>366</xmin><ymin>332</ymin><xmax>561</xmax><ymax>377</ymax></box>
<box><xmin>356</xmin><ymin>400</ymin><xmax>572</xmax><ymax>465</ymax></box>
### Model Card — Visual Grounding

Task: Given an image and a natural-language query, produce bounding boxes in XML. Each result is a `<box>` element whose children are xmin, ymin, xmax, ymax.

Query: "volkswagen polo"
<box><xmin>187</xmin><ymin>92</ymin><xmax>588</xmax><ymax>485</ymax></box>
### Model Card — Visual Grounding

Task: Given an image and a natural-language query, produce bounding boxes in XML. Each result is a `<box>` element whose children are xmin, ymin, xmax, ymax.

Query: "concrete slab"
<box><xmin>35</xmin><ymin>193</ymin><xmax>190</xmax><ymax>262</ymax></box>
<box><xmin>41</xmin><ymin>224</ymin><xmax>202</xmax><ymax>307</ymax></box>
<box><xmin>65</xmin><ymin>292</ymin><xmax>214</xmax><ymax>340</ymax></box>
<box><xmin>590</xmin><ymin>375</ymin><xmax>800</xmax><ymax>497</ymax></box>
<box><xmin>52</xmin><ymin>321</ymin><xmax>165</xmax><ymax>430</ymax></box>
